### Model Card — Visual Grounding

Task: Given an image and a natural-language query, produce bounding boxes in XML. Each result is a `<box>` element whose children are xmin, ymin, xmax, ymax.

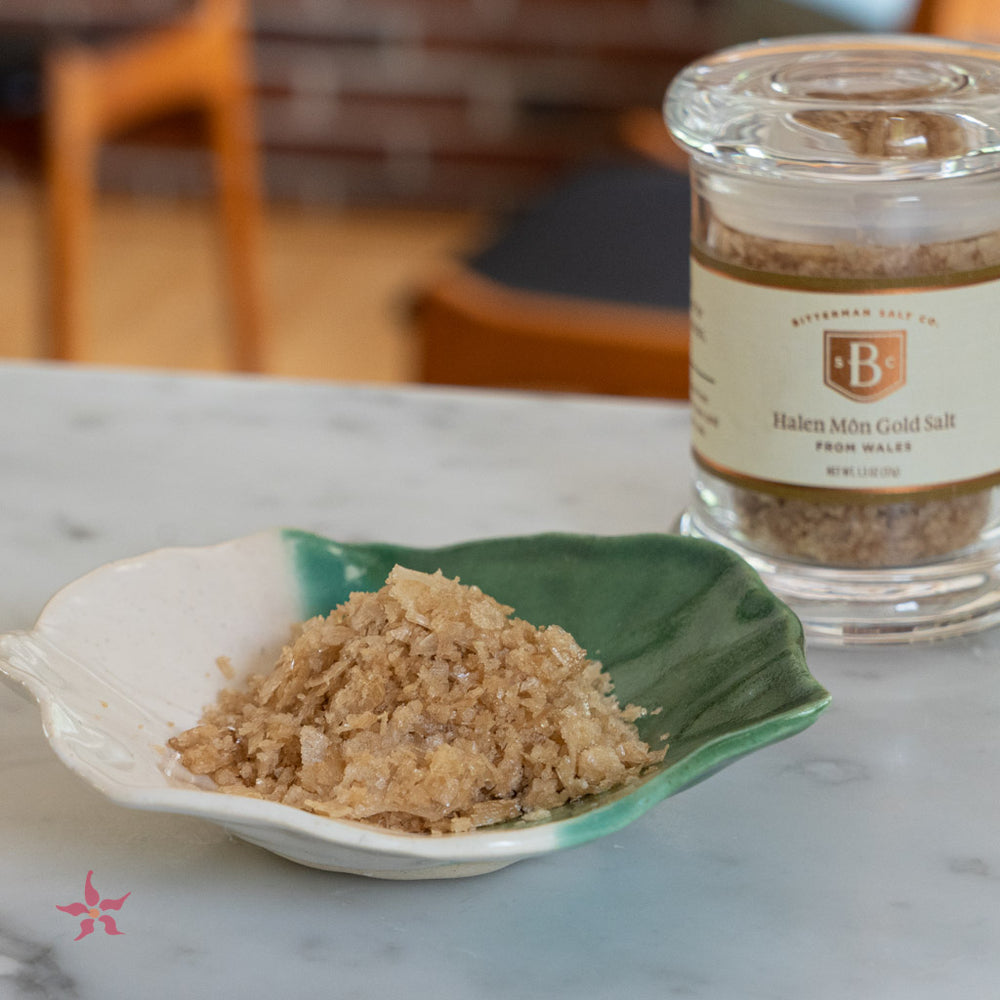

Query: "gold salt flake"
<box><xmin>170</xmin><ymin>566</ymin><xmax>666</xmax><ymax>834</ymax></box>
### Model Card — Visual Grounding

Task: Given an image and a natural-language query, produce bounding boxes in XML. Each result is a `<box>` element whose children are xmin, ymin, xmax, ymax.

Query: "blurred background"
<box><xmin>0</xmin><ymin>0</ymin><xmax>932</xmax><ymax>388</ymax></box>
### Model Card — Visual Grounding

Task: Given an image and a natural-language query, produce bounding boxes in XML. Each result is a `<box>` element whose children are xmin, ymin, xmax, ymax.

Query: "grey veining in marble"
<box><xmin>2</xmin><ymin>362</ymin><xmax>999</xmax><ymax>1000</ymax></box>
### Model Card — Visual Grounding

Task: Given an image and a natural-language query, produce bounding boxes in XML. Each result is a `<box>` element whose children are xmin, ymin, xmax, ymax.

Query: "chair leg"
<box><xmin>42</xmin><ymin>0</ymin><xmax>267</xmax><ymax>372</ymax></box>
<box><xmin>206</xmin><ymin>46</ymin><xmax>267</xmax><ymax>373</ymax></box>
<box><xmin>43</xmin><ymin>51</ymin><xmax>98</xmax><ymax>362</ymax></box>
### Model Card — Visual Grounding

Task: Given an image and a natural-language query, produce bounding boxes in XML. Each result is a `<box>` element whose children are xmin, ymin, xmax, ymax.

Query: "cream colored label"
<box><xmin>689</xmin><ymin>256</ymin><xmax>1000</xmax><ymax>498</ymax></box>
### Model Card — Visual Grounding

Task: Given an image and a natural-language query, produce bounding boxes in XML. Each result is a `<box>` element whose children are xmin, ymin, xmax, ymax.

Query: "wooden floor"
<box><xmin>0</xmin><ymin>177</ymin><xmax>488</xmax><ymax>384</ymax></box>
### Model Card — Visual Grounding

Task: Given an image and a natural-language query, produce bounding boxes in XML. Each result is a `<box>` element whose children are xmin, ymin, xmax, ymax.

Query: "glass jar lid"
<box><xmin>665</xmin><ymin>34</ymin><xmax>1000</xmax><ymax>181</ymax></box>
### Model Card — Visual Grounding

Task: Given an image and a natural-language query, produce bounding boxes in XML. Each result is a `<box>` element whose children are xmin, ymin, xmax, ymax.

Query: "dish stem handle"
<box><xmin>0</xmin><ymin>631</ymin><xmax>64</xmax><ymax>704</ymax></box>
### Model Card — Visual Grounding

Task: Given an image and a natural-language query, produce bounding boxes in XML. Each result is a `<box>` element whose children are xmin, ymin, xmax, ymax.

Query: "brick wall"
<box><xmin>250</xmin><ymin>0</ymin><xmax>728</xmax><ymax>207</ymax></box>
<box><xmin>0</xmin><ymin>0</ymin><xmax>853</xmax><ymax>208</ymax></box>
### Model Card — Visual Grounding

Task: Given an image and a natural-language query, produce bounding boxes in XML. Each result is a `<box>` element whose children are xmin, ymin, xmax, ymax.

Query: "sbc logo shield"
<box><xmin>824</xmin><ymin>330</ymin><xmax>906</xmax><ymax>402</ymax></box>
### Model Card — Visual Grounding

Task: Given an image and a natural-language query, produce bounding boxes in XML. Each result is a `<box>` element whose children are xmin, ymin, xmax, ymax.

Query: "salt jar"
<box><xmin>665</xmin><ymin>35</ymin><xmax>1000</xmax><ymax>643</ymax></box>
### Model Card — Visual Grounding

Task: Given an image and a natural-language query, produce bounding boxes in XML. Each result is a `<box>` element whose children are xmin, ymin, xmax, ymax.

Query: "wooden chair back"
<box><xmin>415</xmin><ymin>266</ymin><xmax>690</xmax><ymax>399</ymax></box>
<box><xmin>413</xmin><ymin>162</ymin><xmax>692</xmax><ymax>400</ymax></box>
<box><xmin>44</xmin><ymin>0</ymin><xmax>266</xmax><ymax>370</ymax></box>
<box><xmin>911</xmin><ymin>0</ymin><xmax>1000</xmax><ymax>40</ymax></box>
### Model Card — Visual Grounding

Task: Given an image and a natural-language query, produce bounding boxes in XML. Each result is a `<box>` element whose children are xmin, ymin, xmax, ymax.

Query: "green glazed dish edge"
<box><xmin>281</xmin><ymin>529</ymin><xmax>831</xmax><ymax>849</ymax></box>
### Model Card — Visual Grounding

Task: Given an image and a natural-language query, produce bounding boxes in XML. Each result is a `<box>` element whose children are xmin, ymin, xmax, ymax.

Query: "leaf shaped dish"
<box><xmin>0</xmin><ymin>530</ymin><xmax>829</xmax><ymax>879</ymax></box>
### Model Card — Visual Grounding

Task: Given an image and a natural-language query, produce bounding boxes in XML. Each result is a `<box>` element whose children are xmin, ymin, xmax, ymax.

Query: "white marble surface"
<box><xmin>1</xmin><ymin>361</ymin><xmax>998</xmax><ymax>1000</ymax></box>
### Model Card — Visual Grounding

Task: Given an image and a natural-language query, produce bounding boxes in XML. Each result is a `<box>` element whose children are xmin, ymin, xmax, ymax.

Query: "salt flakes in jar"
<box><xmin>665</xmin><ymin>34</ymin><xmax>1000</xmax><ymax>644</ymax></box>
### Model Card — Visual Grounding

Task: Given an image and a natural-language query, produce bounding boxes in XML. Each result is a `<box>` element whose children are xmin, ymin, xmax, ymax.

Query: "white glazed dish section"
<box><xmin>0</xmin><ymin>532</ymin><xmax>562</xmax><ymax>879</ymax></box>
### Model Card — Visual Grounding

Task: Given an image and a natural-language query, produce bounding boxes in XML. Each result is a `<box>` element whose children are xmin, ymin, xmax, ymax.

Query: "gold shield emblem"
<box><xmin>824</xmin><ymin>330</ymin><xmax>906</xmax><ymax>402</ymax></box>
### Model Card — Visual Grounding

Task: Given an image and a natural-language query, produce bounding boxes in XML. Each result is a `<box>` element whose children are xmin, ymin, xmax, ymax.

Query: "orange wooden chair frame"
<box><xmin>911</xmin><ymin>0</ymin><xmax>1000</xmax><ymax>39</ymax></box>
<box><xmin>414</xmin><ymin>263</ymin><xmax>690</xmax><ymax>400</ymax></box>
<box><xmin>43</xmin><ymin>0</ymin><xmax>265</xmax><ymax>370</ymax></box>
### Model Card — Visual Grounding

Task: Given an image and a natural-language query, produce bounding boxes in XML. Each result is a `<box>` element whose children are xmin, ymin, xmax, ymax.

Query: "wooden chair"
<box><xmin>910</xmin><ymin>0</ymin><xmax>1000</xmax><ymax>39</ymax></box>
<box><xmin>413</xmin><ymin>160</ymin><xmax>692</xmax><ymax>400</ymax></box>
<box><xmin>617</xmin><ymin>106</ymin><xmax>690</xmax><ymax>174</ymax></box>
<box><xmin>42</xmin><ymin>0</ymin><xmax>265</xmax><ymax>370</ymax></box>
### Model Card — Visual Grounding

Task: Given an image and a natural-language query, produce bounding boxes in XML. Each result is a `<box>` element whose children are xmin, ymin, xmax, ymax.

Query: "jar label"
<box><xmin>689</xmin><ymin>251</ymin><xmax>1000</xmax><ymax>501</ymax></box>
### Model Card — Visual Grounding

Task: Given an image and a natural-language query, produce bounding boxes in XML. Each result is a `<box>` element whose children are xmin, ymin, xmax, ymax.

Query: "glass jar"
<box><xmin>665</xmin><ymin>35</ymin><xmax>1000</xmax><ymax>644</ymax></box>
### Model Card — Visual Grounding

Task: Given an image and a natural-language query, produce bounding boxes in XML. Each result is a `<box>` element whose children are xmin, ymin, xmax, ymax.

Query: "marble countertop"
<box><xmin>1</xmin><ymin>362</ymin><xmax>998</xmax><ymax>1000</ymax></box>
